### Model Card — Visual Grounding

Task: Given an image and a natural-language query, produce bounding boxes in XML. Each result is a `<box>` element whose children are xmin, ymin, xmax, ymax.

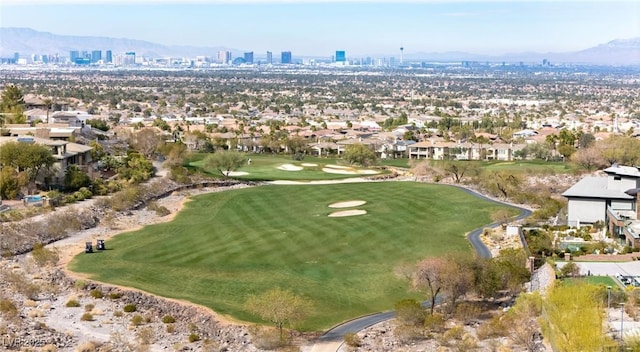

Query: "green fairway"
<box><xmin>480</xmin><ymin>160</ymin><xmax>574</xmax><ymax>174</ymax></box>
<box><xmin>70</xmin><ymin>182</ymin><xmax>516</xmax><ymax>331</ymax></box>
<box><xmin>188</xmin><ymin>153</ymin><xmax>386</xmax><ymax>181</ymax></box>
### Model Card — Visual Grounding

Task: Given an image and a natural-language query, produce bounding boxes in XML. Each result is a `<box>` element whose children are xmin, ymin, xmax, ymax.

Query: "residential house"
<box><xmin>0</xmin><ymin>136</ymin><xmax>93</xmax><ymax>187</ymax></box>
<box><xmin>562</xmin><ymin>164</ymin><xmax>640</xmax><ymax>247</ymax></box>
<box><xmin>407</xmin><ymin>140</ymin><xmax>521</xmax><ymax>161</ymax></box>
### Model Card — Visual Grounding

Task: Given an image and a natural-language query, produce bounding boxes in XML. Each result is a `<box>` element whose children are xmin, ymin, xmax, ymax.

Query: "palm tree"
<box><xmin>43</xmin><ymin>98</ymin><xmax>52</xmax><ymax>124</ymax></box>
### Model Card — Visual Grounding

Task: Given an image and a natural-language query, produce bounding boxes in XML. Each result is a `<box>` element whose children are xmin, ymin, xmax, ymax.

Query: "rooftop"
<box><xmin>604</xmin><ymin>165</ymin><xmax>640</xmax><ymax>178</ymax></box>
<box><xmin>562</xmin><ymin>176</ymin><xmax>635</xmax><ymax>200</ymax></box>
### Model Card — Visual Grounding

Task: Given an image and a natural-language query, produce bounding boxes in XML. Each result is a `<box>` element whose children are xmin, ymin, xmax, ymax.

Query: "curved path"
<box><xmin>311</xmin><ymin>183</ymin><xmax>532</xmax><ymax>351</ymax></box>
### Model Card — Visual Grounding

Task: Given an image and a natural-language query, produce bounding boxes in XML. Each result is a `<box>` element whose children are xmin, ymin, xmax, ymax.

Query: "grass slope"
<box><xmin>70</xmin><ymin>182</ymin><xmax>515</xmax><ymax>330</ymax></box>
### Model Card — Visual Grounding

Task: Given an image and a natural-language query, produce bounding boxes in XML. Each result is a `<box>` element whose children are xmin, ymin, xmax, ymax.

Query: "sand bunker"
<box><xmin>322</xmin><ymin>167</ymin><xmax>379</xmax><ymax>175</ymax></box>
<box><xmin>223</xmin><ymin>171</ymin><xmax>249</xmax><ymax>176</ymax></box>
<box><xmin>329</xmin><ymin>200</ymin><xmax>367</xmax><ymax>208</ymax></box>
<box><xmin>278</xmin><ymin>164</ymin><xmax>304</xmax><ymax>171</ymax></box>
<box><xmin>301</xmin><ymin>163</ymin><xmax>318</xmax><ymax>167</ymax></box>
<box><xmin>328</xmin><ymin>209</ymin><xmax>367</xmax><ymax>217</ymax></box>
<box><xmin>358</xmin><ymin>170</ymin><xmax>379</xmax><ymax>175</ymax></box>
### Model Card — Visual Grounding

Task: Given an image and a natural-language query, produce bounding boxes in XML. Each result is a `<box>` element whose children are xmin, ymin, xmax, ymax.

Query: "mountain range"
<box><xmin>2</xmin><ymin>27</ymin><xmax>639</xmax><ymax>66</ymax></box>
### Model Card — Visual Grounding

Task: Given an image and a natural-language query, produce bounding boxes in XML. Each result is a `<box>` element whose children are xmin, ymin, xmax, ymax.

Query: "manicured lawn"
<box><xmin>70</xmin><ymin>182</ymin><xmax>517</xmax><ymax>331</ymax></box>
<box><xmin>188</xmin><ymin>153</ymin><xmax>387</xmax><ymax>181</ymax></box>
<box><xmin>480</xmin><ymin>160</ymin><xmax>575</xmax><ymax>174</ymax></box>
<box><xmin>564</xmin><ymin>276</ymin><xmax>618</xmax><ymax>288</ymax></box>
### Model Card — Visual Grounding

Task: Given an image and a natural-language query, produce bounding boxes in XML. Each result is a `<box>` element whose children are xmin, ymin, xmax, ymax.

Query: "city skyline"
<box><xmin>2</xmin><ymin>1</ymin><xmax>639</xmax><ymax>57</ymax></box>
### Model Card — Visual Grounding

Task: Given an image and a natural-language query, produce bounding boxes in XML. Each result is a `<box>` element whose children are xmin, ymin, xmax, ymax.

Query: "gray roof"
<box><xmin>604</xmin><ymin>165</ymin><xmax>640</xmax><ymax>178</ymax></box>
<box><xmin>562</xmin><ymin>176</ymin><xmax>634</xmax><ymax>200</ymax></box>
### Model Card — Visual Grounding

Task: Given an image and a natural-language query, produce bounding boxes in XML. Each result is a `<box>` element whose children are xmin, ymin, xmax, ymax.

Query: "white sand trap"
<box><xmin>324</xmin><ymin>164</ymin><xmax>351</xmax><ymax>169</ymax></box>
<box><xmin>277</xmin><ymin>164</ymin><xmax>303</xmax><ymax>171</ymax></box>
<box><xmin>223</xmin><ymin>171</ymin><xmax>249</xmax><ymax>176</ymax></box>
<box><xmin>358</xmin><ymin>170</ymin><xmax>379</xmax><ymax>175</ymax></box>
<box><xmin>322</xmin><ymin>167</ymin><xmax>358</xmax><ymax>175</ymax></box>
<box><xmin>328</xmin><ymin>209</ymin><xmax>367</xmax><ymax>217</ymax></box>
<box><xmin>301</xmin><ymin>163</ymin><xmax>318</xmax><ymax>167</ymax></box>
<box><xmin>329</xmin><ymin>200</ymin><xmax>367</xmax><ymax>208</ymax></box>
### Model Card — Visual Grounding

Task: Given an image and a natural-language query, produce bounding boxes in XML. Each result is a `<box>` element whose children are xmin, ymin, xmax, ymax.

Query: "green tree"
<box><xmin>343</xmin><ymin>143</ymin><xmax>378</xmax><ymax>167</ymax></box>
<box><xmin>494</xmin><ymin>248</ymin><xmax>531</xmax><ymax>295</ymax></box>
<box><xmin>64</xmin><ymin>165</ymin><xmax>91</xmax><ymax>191</ymax></box>
<box><xmin>598</xmin><ymin>136</ymin><xmax>640</xmax><ymax>166</ymax></box>
<box><xmin>541</xmin><ymin>282</ymin><xmax>612</xmax><ymax>352</ymax></box>
<box><xmin>0</xmin><ymin>167</ymin><xmax>24</xmax><ymax>200</ymax></box>
<box><xmin>245</xmin><ymin>288</ymin><xmax>313</xmax><ymax>341</ymax></box>
<box><xmin>203</xmin><ymin>150</ymin><xmax>245</xmax><ymax>178</ymax></box>
<box><xmin>0</xmin><ymin>84</ymin><xmax>26</xmax><ymax>125</ymax></box>
<box><xmin>285</xmin><ymin>135</ymin><xmax>308</xmax><ymax>160</ymax></box>
<box><xmin>0</xmin><ymin>141</ymin><xmax>55</xmax><ymax>184</ymax></box>
<box><xmin>86</xmin><ymin>119</ymin><xmax>110</xmax><ymax>132</ymax></box>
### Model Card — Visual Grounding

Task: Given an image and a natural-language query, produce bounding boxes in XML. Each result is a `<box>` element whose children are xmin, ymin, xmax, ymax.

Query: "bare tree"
<box><xmin>131</xmin><ymin>128</ymin><xmax>162</xmax><ymax>158</ymax></box>
<box><xmin>413</xmin><ymin>258</ymin><xmax>447</xmax><ymax>315</ymax></box>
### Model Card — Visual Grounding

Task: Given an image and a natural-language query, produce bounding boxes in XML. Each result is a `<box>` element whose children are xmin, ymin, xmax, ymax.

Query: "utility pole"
<box><xmin>621</xmin><ymin>303</ymin><xmax>625</xmax><ymax>341</ymax></box>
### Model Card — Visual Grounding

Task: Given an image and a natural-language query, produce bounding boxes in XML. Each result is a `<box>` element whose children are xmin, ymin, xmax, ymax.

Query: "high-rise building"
<box><xmin>335</xmin><ymin>50</ymin><xmax>346</xmax><ymax>62</ymax></box>
<box><xmin>217</xmin><ymin>50</ymin><xmax>232</xmax><ymax>64</ymax></box>
<box><xmin>13</xmin><ymin>52</ymin><xmax>19</xmax><ymax>62</ymax></box>
<box><xmin>125</xmin><ymin>52</ymin><xmax>136</xmax><ymax>65</ymax></box>
<box><xmin>243</xmin><ymin>52</ymin><xmax>254</xmax><ymax>64</ymax></box>
<box><xmin>106</xmin><ymin>50</ymin><xmax>113</xmax><ymax>63</ymax></box>
<box><xmin>91</xmin><ymin>50</ymin><xmax>102</xmax><ymax>63</ymax></box>
<box><xmin>281</xmin><ymin>51</ymin><xmax>292</xmax><ymax>64</ymax></box>
<box><xmin>69</xmin><ymin>50</ymin><xmax>80</xmax><ymax>63</ymax></box>
<box><xmin>266</xmin><ymin>51</ymin><xmax>273</xmax><ymax>64</ymax></box>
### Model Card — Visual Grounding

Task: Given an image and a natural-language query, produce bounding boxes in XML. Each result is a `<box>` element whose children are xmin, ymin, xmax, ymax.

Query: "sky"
<box><xmin>2</xmin><ymin>0</ymin><xmax>639</xmax><ymax>56</ymax></box>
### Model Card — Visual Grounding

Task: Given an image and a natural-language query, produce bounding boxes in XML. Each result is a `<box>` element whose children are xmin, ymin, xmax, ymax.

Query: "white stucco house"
<box><xmin>562</xmin><ymin>164</ymin><xmax>640</xmax><ymax>247</ymax></box>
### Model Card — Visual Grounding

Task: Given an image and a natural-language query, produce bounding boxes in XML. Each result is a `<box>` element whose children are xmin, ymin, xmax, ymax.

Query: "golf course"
<box><xmin>70</xmin><ymin>181</ymin><xmax>517</xmax><ymax>331</ymax></box>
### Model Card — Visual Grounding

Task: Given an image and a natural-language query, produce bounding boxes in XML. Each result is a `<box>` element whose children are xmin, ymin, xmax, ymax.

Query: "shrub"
<box><xmin>162</xmin><ymin>315</ymin><xmax>176</xmax><ymax>324</ymax></box>
<box><xmin>148</xmin><ymin>201</ymin><xmax>171</xmax><ymax>216</ymax></box>
<box><xmin>136</xmin><ymin>327</ymin><xmax>154</xmax><ymax>345</ymax></box>
<box><xmin>75</xmin><ymin>341</ymin><xmax>96</xmax><ymax>352</ymax></box>
<box><xmin>31</xmin><ymin>243</ymin><xmax>59</xmax><ymax>266</ymax></box>
<box><xmin>394</xmin><ymin>299</ymin><xmax>426</xmax><ymax>326</ymax></box>
<box><xmin>81</xmin><ymin>312</ymin><xmax>94</xmax><ymax>321</ymax></box>
<box><xmin>79</xmin><ymin>187</ymin><xmax>93</xmax><ymax>199</ymax></box>
<box><xmin>343</xmin><ymin>332</ymin><xmax>361</xmax><ymax>347</ymax></box>
<box><xmin>113</xmin><ymin>310</ymin><xmax>123</xmax><ymax>318</ymax></box>
<box><xmin>455</xmin><ymin>302</ymin><xmax>482</xmax><ymax>324</ymax></box>
<box><xmin>166</xmin><ymin>324</ymin><xmax>175</xmax><ymax>333</ymax></box>
<box><xmin>249</xmin><ymin>326</ymin><xmax>285</xmax><ymax>350</ymax></box>
<box><xmin>394</xmin><ymin>323</ymin><xmax>423</xmax><ymax>343</ymax></box>
<box><xmin>84</xmin><ymin>304</ymin><xmax>95</xmax><ymax>312</ymax></box>
<box><xmin>73</xmin><ymin>191</ymin><xmax>86</xmax><ymax>201</ymax></box>
<box><xmin>41</xmin><ymin>344</ymin><xmax>58</xmax><ymax>352</ymax></box>
<box><xmin>0</xmin><ymin>298</ymin><xmax>18</xmax><ymax>319</ymax></box>
<box><xmin>188</xmin><ymin>333</ymin><xmax>201</xmax><ymax>343</ymax></box>
<box><xmin>108</xmin><ymin>292</ymin><xmax>123</xmax><ymax>300</ymax></box>
<box><xmin>74</xmin><ymin>280</ymin><xmax>87</xmax><ymax>290</ymax></box>
<box><xmin>424</xmin><ymin>313</ymin><xmax>445</xmax><ymax>333</ymax></box>
<box><xmin>66</xmin><ymin>299</ymin><xmax>81</xmax><ymax>307</ymax></box>
<box><xmin>123</xmin><ymin>304</ymin><xmax>136</xmax><ymax>312</ymax></box>
<box><xmin>89</xmin><ymin>290</ymin><xmax>103</xmax><ymax>299</ymax></box>
<box><xmin>130</xmin><ymin>314</ymin><xmax>143</xmax><ymax>326</ymax></box>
